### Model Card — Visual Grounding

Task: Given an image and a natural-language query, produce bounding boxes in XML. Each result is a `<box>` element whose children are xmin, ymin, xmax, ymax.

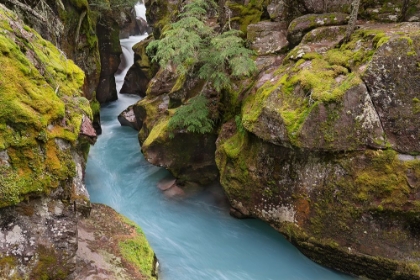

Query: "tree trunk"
<box><xmin>400</xmin><ymin>0</ymin><xmax>410</xmax><ymax>22</ymax></box>
<box><xmin>344</xmin><ymin>0</ymin><xmax>361</xmax><ymax>42</ymax></box>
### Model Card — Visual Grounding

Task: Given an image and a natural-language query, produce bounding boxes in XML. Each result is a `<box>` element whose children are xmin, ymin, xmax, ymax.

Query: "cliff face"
<box><xmin>0</xmin><ymin>5</ymin><xmax>94</xmax><ymax>277</ymax></box>
<box><xmin>0</xmin><ymin>3</ymin><xmax>158</xmax><ymax>279</ymax></box>
<box><xmin>128</xmin><ymin>0</ymin><xmax>420</xmax><ymax>278</ymax></box>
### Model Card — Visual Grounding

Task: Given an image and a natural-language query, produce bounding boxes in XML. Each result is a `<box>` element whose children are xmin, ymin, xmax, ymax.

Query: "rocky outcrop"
<box><xmin>121</xmin><ymin>0</ymin><xmax>420</xmax><ymax>278</ymax></box>
<box><xmin>95</xmin><ymin>20</ymin><xmax>121</xmax><ymax>104</ymax></box>
<box><xmin>133</xmin><ymin>70</ymin><xmax>219</xmax><ymax>185</ymax></box>
<box><xmin>72</xmin><ymin>203</ymin><xmax>158</xmax><ymax>279</ymax></box>
<box><xmin>216</xmin><ymin>23</ymin><xmax>420</xmax><ymax>279</ymax></box>
<box><xmin>120</xmin><ymin>36</ymin><xmax>158</xmax><ymax>96</ymax></box>
<box><xmin>0</xmin><ymin>5</ymin><xmax>94</xmax><ymax>277</ymax></box>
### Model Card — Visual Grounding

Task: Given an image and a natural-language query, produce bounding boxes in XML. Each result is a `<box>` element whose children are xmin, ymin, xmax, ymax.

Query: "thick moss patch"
<box><xmin>0</xmin><ymin>7</ymin><xmax>91</xmax><ymax>208</ymax></box>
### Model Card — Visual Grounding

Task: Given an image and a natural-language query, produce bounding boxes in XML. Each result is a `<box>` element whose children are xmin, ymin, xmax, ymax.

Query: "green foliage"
<box><xmin>167</xmin><ymin>95</ymin><xmax>213</xmax><ymax>137</ymax></box>
<box><xmin>146</xmin><ymin>0</ymin><xmax>257</xmax><ymax>135</ymax></box>
<box><xmin>146</xmin><ymin>0</ymin><xmax>256</xmax><ymax>90</ymax></box>
<box><xmin>199</xmin><ymin>30</ymin><xmax>257</xmax><ymax>91</ymax></box>
<box><xmin>89</xmin><ymin>0</ymin><xmax>138</xmax><ymax>11</ymax></box>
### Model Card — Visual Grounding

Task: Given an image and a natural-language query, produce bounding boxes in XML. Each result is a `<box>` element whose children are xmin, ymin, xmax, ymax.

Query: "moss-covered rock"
<box><xmin>287</xmin><ymin>12</ymin><xmax>349</xmax><ymax>46</ymax></box>
<box><xmin>0</xmin><ymin>7</ymin><xmax>94</xmax><ymax>276</ymax></box>
<box><xmin>216</xmin><ymin>122</ymin><xmax>420</xmax><ymax>279</ymax></box>
<box><xmin>0</xmin><ymin>5</ymin><xmax>94</xmax><ymax>207</ymax></box>
<box><xmin>215</xmin><ymin>23</ymin><xmax>420</xmax><ymax>279</ymax></box>
<box><xmin>121</xmin><ymin>36</ymin><xmax>159</xmax><ymax>96</ymax></box>
<box><xmin>73</xmin><ymin>203</ymin><xmax>158</xmax><ymax>279</ymax></box>
<box><xmin>363</xmin><ymin>25</ymin><xmax>420</xmax><ymax>153</ymax></box>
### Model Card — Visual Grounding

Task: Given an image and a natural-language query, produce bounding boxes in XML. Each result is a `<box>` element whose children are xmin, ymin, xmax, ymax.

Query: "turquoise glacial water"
<box><xmin>85</xmin><ymin>32</ymin><xmax>355</xmax><ymax>280</ymax></box>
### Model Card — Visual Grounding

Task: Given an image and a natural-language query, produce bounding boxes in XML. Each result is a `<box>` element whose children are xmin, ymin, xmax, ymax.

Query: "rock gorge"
<box><xmin>118</xmin><ymin>0</ymin><xmax>420</xmax><ymax>279</ymax></box>
<box><xmin>1</xmin><ymin>0</ymin><xmax>420</xmax><ymax>278</ymax></box>
<box><xmin>0</xmin><ymin>1</ymin><xmax>157</xmax><ymax>279</ymax></box>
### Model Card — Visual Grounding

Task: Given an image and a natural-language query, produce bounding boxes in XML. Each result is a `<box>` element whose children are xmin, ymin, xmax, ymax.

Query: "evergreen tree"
<box><xmin>146</xmin><ymin>0</ymin><xmax>257</xmax><ymax>136</ymax></box>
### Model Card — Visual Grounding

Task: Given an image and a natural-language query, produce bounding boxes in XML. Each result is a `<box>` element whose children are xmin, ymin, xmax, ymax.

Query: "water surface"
<box><xmin>85</xmin><ymin>15</ymin><xmax>354</xmax><ymax>280</ymax></box>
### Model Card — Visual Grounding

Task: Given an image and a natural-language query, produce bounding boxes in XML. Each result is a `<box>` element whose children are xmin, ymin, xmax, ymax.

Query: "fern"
<box><xmin>146</xmin><ymin>0</ymin><xmax>257</xmax><ymax>135</ymax></box>
<box><xmin>199</xmin><ymin>30</ymin><xmax>257</xmax><ymax>91</ymax></box>
<box><xmin>167</xmin><ymin>95</ymin><xmax>214</xmax><ymax>137</ymax></box>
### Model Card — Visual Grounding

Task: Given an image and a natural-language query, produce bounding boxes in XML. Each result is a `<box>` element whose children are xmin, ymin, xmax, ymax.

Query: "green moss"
<box><xmin>90</xmin><ymin>98</ymin><xmax>101</xmax><ymax>116</ymax></box>
<box><xmin>227</xmin><ymin>2</ymin><xmax>265</xmax><ymax>35</ymax></box>
<box><xmin>413</xmin><ymin>97</ymin><xmax>420</xmax><ymax>114</ymax></box>
<box><xmin>222</xmin><ymin>129</ymin><xmax>247</xmax><ymax>159</ymax></box>
<box><xmin>119</xmin><ymin>217</ymin><xmax>155</xmax><ymax>278</ymax></box>
<box><xmin>142</xmin><ymin>117</ymin><xmax>170</xmax><ymax>148</ymax></box>
<box><xmin>0</xmin><ymin>8</ymin><xmax>92</xmax><ymax>208</ymax></box>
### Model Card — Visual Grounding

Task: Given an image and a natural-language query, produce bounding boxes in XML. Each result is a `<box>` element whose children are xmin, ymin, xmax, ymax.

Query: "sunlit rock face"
<box><xmin>0</xmin><ymin>4</ymin><xmax>96</xmax><ymax>278</ymax></box>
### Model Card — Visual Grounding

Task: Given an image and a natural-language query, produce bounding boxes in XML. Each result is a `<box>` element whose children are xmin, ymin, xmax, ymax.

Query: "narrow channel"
<box><xmin>85</xmin><ymin>4</ymin><xmax>354</xmax><ymax>280</ymax></box>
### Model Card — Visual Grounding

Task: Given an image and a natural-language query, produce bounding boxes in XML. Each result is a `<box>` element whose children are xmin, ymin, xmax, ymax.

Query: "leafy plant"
<box><xmin>167</xmin><ymin>95</ymin><xmax>213</xmax><ymax>137</ymax></box>
<box><xmin>146</xmin><ymin>0</ymin><xmax>257</xmax><ymax>135</ymax></box>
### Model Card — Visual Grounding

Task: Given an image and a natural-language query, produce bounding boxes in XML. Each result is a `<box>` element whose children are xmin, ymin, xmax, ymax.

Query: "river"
<box><xmin>85</xmin><ymin>4</ymin><xmax>355</xmax><ymax>280</ymax></box>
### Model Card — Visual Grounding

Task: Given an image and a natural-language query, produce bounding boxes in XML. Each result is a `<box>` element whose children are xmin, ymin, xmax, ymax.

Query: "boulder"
<box><xmin>247</xmin><ymin>21</ymin><xmax>289</xmax><ymax>55</ymax></box>
<box><xmin>216</xmin><ymin>126</ymin><xmax>420</xmax><ymax>279</ymax></box>
<box><xmin>118</xmin><ymin>105</ymin><xmax>142</xmax><ymax>131</ymax></box>
<box><xmin>141</xmin><ymin>119</ymin><xmax>219</xmax><ymax>185</ymax></box>
<box><xmin>287</xmin><ymin>13</ymin><xmax>348</xmax><ymax>46</ymax></box>
<box><xmin>363</xmin><ymin>26</ymin><xmax>420</xmax><ymax>153</ymax></box>
<box><xmin>267</xmin><ymin>0</ymin><xmax>286</xmax><ymax>21</ymax></box>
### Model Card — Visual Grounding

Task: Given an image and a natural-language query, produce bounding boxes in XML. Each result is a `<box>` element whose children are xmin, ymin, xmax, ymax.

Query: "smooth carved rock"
<box><xmin>287</xmin><ymin>13</ymin><xmax>348</xmax><ymax>46</ymax></box>
<box><xmin>247</xmin><ymin>21</ymin><xmax>289</xmax><ymax>55</ymax></box>
<box><xmin>96</xmin><ymin>22</ymin><xmax>121</xmax><ymax>103</ymax></box>
<box><xmin>118</xmin><ymin>105</ymin><xmax>142</xmax><ymax>131</ymax></box>
<box><xmin>363</xmin><ymin>29</ymin><xmax>420</xmax><ymax>153</ymax></box>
